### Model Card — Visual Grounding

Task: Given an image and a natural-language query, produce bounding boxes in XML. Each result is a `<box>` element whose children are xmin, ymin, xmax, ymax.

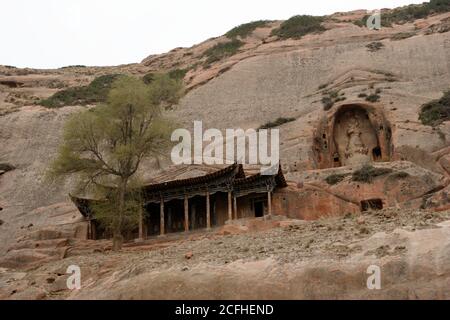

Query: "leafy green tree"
<box><xmin>48</xmin><ymin>75</ymin><xmax>183</xmax><ymax>250</ymax></box>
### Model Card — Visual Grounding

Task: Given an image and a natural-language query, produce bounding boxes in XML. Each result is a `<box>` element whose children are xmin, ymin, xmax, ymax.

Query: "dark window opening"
<box><xmin>372</xmin><ymin>146</ymin><xmax>382</xmax><ymax>160</ymax></box>
<box><xmin>361</xmin><ymin>199</ymin><xmax>383</xmax><ymax>211</ymax></box>
<box><xmin>322</xmin><ymin>134</ymin><xmax>326</xmax><ymax>139</ymax></box>
<box><xmin>254</xmin><ymin>201</ymin><xmax>264</xmax><ymax>217</ymax></box>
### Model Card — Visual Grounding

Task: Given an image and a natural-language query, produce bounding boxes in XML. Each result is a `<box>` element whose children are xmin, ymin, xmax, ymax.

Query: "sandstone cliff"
<box><xmin>1</xmin><ymin>6</ymin><xmax>450</xmax><ymax>299</ymax></box>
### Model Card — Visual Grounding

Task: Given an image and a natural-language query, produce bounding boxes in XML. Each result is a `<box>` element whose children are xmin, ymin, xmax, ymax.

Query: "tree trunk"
<box><xmin>112</xmin><ymin>177</ymin><xmax>127</xmax><ymax>251</ymax></box>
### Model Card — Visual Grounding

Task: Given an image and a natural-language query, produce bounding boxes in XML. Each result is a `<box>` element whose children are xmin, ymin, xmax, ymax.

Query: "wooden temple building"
<box><xmin>70</xmin><ymin>163</ymin><xmax>287</xmax><ymax>240</ymax></box>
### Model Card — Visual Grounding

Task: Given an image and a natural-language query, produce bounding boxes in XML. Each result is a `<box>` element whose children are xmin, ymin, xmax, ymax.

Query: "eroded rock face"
<box><xmin>274</xmin><ymin>161</ymin><xmax>448</xmax><ymax>219</ymax></box>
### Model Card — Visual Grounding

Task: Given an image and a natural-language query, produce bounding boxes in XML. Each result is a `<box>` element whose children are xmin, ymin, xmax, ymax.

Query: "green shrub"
<box><xmin>322</xmin><ymin>90</ymin><xmax>345</xmax><ymax>110</ymax></box>
<box><xmin>60</xmin><ymin>65</ymin><xmax>86</xmax><ymax>69</ymax></box>
<box><xmin>366</xmin><ymin>42</ymin><xmax>384</xmax><ymax>52</ymax></box>
<box><xmin>391</xmin><ymin>32</ymin><xmax>416</xmax><ymax>41</ymax></box>
<box><xmin>325</xmin><ymin>173</ymin><xmax>348</xmax><ymax>185</ymax></box>
<box><xmin>392</xmin><ymin>171</ymin><xmax>409</xmax><ymax>179</ymax></box>
<box><xmin>203</xmin><ymin>39</ymin><xmax>244</xmax><ymax>66</ymax></box>
<box><xmin>144</xmin><ymin>69</ymin><xmax>188</xmax><ymax>85</ymax></box>
<box><xmin>353</xmin><ymin>16</ymin><xmax>368</xmax><ymax>27</ymax></box>
<box><xmin>142</xmin><ymin>73</ymin><xmax>156</xmax><ymax>85</ymax></box>
<box><xmin>365</xmin><ymin>93</ymin><xmax>381</xmax><ymax>103</ymax></box>
<box><xmin>167</xmin><ymin>68</ymin><xmax>188</xmax><ymax>81</ymax></box>
<box><xmin>419</xmin><ymin>90</ymin><xmax>450</xmax><ymax>126</ymax></box>
<box><xmin>358</xmin><ymin>93</ymin><xmax>368</xmax><ymax>98</ymax></box>
<box><xmin>271</xmin><ymin>15</ymin><xmax>325</xmax><ymax>40</ymax></box>
<box><xmin>226</xmin><ymin>20</ymin><xmax>271</xmax><ymax>38</ymax></box>
<box><xmin>40</xmin><ymin>74</ymin><xmax>122</xmax><ymax>108</ymax></box>
<box><xmin>259</xmin><ymin>117</ymin><xmax>296</xmax><ymax>129</ymax></box>
<box><xmin>322</xmin><ymin>97</ymin><xmax>334</xmax><ymax>110</ymax></box>
<box><xmin>352</xmin><ymin>165</ymin><xmax>393</xmax><ymax>183</ymax></box>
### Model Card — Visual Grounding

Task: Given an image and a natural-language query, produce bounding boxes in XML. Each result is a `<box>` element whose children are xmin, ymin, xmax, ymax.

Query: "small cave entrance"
<box><xmin>360</xmin><ymin>199</ymin><xmax>383</xmax><ymax>211</ymax></box>
<box><xmin>372</xmin><ymin>146</ymin><xmax>382</xmax><ymax>161</ymax></box>
<box><xmin>333</xmin><ymin>106</ymin><xmax>381</xmax><ymax>166</ymax></box>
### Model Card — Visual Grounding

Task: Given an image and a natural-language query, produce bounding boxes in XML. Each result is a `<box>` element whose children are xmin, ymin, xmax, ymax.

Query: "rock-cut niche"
<box><xmin>314</xmin><ymin>104</ymin><xmax>392</xmax><ymax>168</ymax></box>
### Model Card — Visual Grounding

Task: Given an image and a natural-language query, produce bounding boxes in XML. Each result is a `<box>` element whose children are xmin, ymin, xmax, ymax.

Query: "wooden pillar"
<box><xmin>160</xmin><ymin>197</ymin><xmax>165</xmax><ymax>236</ymax></box>
<box><xmin>138</xmin><ymin>206</ymin><xmax>144</xmax><ymax>239</ymax></box>
<box><xmin>267</xmin><ymin>191</ymin><xmax>272</xmax><ymax>218</ymax></box>
<box><xmin>227</xmin><ymin>191</ymin><xmax>233</xmax><ymax>221</ymax></box>
<box><xmin>184</xmin><ymin>195</ymin><xmax>189</xmax><ymax>232</ymax></box>
<box><xmin>206</xmin><ymin>191</ymin><xmax>211</xmax><ymax>229</ymax></box>
<box><xmin>91</xmin><ymin>221</ymin><xmax>96</xmax><ymax>240</ymax></box>
<box><xmin>233</xmin><ymin>196</ymin><xmax>238</xmax><ymax>220</ymax></box>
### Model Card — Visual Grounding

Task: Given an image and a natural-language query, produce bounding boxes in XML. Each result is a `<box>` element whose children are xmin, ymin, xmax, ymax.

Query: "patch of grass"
<box><xmin>40</xmin><ymin>74</ymin><xmax>122</xmax><ymax>108</ymax></box>
<box><xmin>391</xmin><ymin>171</ymin><xmax>410</xmax><ymax>179</ymax></box>
<box><xmin>384</xmin><ymin>0</ymin><xmax>450</xmax><ymax>26</ymax></box>
<box><xmin>258</xmin><ymin>117</ymin><xmax>296</xmax><ymax>129</ymax></box>
<box><xmin>365</xmin><ymin>93</ymin><xmax>381</xmax><ymax>103</ymax></box>
<box><xmin>325</xmin><ymin>173</ymin><xmax>349</xmax><ymax>185</ymax></box>
<box><xmin>353</xmin><ymin>17</ymin><xmax>368</xmax><ymax>27</ymax></box>
<box><xmin>322</xmin><ymin>97</ymin><xmax>334</xmax><ymax>111</ymax></box>
<box><xmin>142</xmin><ymin>73</ymin><xmax>156</xmax><ymax>85</ymax></box>
<box><xmin>391</xmin><ymin>32</ymin><xmax>416</xmax><ymax>41</ymax></box>
<box><xmin>225</xmin><ymin>20</ymin><xmax>271</xmax><ymax>39</ymax></box>
<box><xmin>419</xmin><ymin>90</ymin><xmax>450</xmax><ymax>126</ymax></box>
<box><xmin>60</xmin><ymin>65</ymin><xmax>87</xmax><ymax>69</ymax></box>
<box><xmin>322</xmin><ymin>90</ymin><xmax>345</xmax><ymax>111</ymax></box>
<box><xmin>352</xmin><ymin>165</ymin><xmax>393</xmax><ymax>183</ymax></box>
<box><xmin>143</xmin><ymin>69</ymin><xmax>188</xmax><ymax>85</ymax></box>
<box><xmin>354</xmin><ymin>1</ymin><xmax>450</xmax><ymax>28</ymax></box>
<box><xmin>203</xmin><ymin>39</ymin><xmax>244</xmax><ymax>66</ymax></box>
<box><xmin>366</xmin><ymin>42</ymin><xmax>384</xmax><ymax>52</ymax></box>
<box><xmin>167</xmin><ymin>68</ymin><xmax>188</xmax><ymax>81</ymax></box>
<box><xmin>271</xmin><ymin>15</ymin><xmax>325</xmax><ymax>40</ymax></box>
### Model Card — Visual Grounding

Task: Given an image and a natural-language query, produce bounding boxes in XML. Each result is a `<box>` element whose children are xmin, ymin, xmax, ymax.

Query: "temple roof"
<box><xmin>141</xmin><ymin>163</ymin><xmax>244</xmax><ymax>192</ymax></box>
<box><xmin>70</xmin><ymin>163</ymin><xmax>287</xmax><ymax>217</ymax></box>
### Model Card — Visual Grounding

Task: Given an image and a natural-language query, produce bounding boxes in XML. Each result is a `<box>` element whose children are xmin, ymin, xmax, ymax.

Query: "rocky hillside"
<box><xmin>1</xmin><ymin>3</ymin><xmax>450</xmax><ymax>299</ymax></box>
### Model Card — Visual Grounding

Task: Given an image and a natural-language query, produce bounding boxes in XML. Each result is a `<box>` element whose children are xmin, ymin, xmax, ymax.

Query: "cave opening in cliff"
<box><xmin>372</xmin><ymin>146</ymin><xmax>382</xmax><ymax>160</ymax></box>
<box><xmin>332</xmin><ymin>106</ymin><xmax>381</xmax><ymax>167</ymax></box>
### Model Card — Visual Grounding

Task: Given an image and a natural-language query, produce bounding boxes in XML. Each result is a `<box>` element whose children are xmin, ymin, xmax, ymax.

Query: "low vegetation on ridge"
<box><xmin>202</xmin><ymin>39</ymin><xmax>244</xmax><ymax>66</ymax></box>
<box><xmin>225</xmin><ymin>20</ymin><xmax>271</xmax><ymax>39</ymax></box>
<box><xmin>259</xmin><ymin>117</ymin><xmax>296</xmax><ymax>129</ymax></box>
<box><xmin>40</xmin><ymin>71</ymin><xmax>185</xmax><ymax>109</ymax></box>
<box><xmin>39</xmin><ymin>74</ymin><xmax>122</xmax><ymax>108</ymax></box>
<box><xmin>352</xmin><ymin>165</ymin><xmax>393</xmax><ymax>183</ymax></box>
<box><xmin>271</xmin><ymin>15</ymin><xmax>325</xmax><ymax>39</ymax></box>
<box><xmin>419</xmin><ymin>90</ymin><xmax>450</xmax><ymax>127</ymax></box>
<box><xmin>354</xmin><ymin>0</ymin><xmax>450</xmax><ymax>28</ymax></box>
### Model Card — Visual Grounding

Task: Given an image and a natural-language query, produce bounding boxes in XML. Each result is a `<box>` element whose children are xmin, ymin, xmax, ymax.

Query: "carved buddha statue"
<box><xmin>344</xmin><ymin>113</ymin><xmax>368</xmax><ymax>159</ymax></box>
